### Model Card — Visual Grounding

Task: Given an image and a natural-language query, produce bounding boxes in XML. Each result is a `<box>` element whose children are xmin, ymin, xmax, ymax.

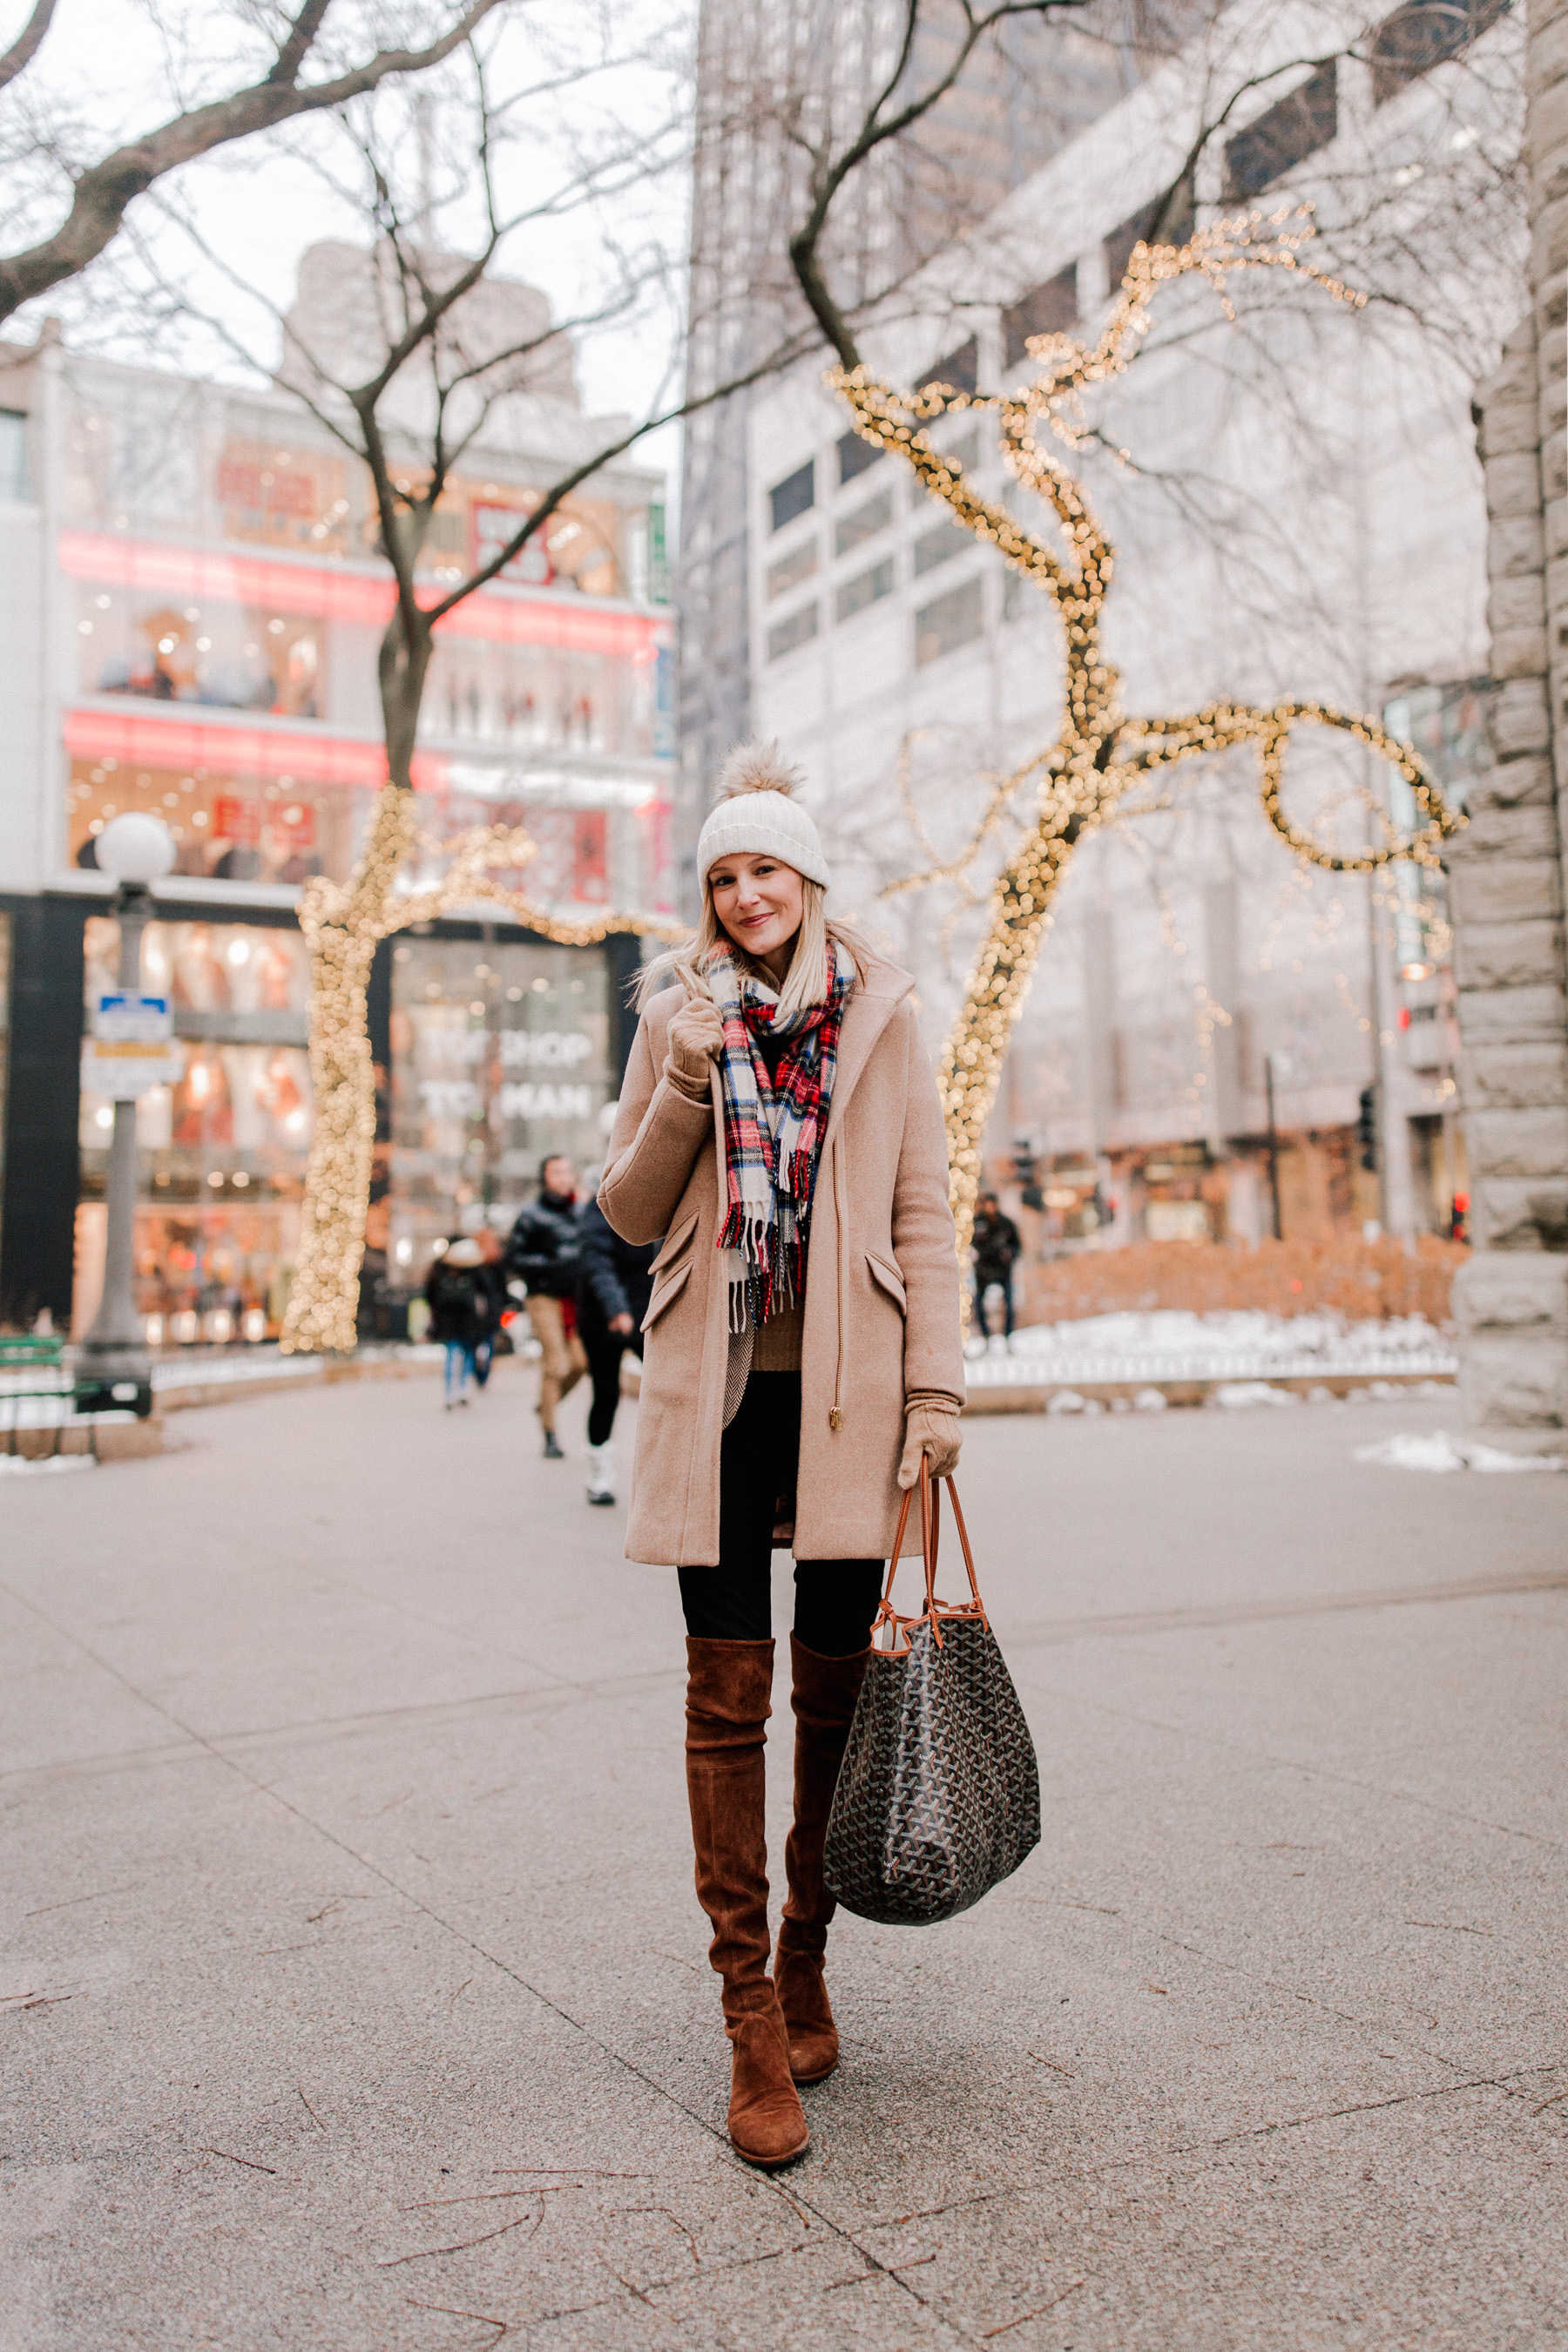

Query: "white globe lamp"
<box><xmin>95</xmin><ymin>810</ymin><xmax>176</xmax><ymax>886</ymax></box>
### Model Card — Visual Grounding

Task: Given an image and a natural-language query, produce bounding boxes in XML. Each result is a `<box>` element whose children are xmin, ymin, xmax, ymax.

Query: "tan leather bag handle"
<box><xmin>873</xmin><ymin>1456</ymin><xmax>988</xmax><ymax>1656</ymax></box>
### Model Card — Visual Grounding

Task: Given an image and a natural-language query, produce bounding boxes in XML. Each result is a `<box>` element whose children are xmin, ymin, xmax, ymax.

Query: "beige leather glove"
<box><xmin>665</xmin><ymin>995</ymin><xmax>725</xmax><ymax>1100</ymax></box>
<box><xmin>897</xmin><ymin>1396</ymin><xmax>963</xmax><ymax>1489</ymax></box>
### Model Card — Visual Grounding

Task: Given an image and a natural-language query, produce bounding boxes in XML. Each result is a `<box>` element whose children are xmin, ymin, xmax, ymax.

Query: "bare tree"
<box><xmin>760</xmin><ymin>0</ymin><xmax>1519</xmax><ymax>1252</ymax></box>
<box><xmin>115</xmin><ymin>0</ymin><xmax>1113</xmax><ymax>1350</ymax></box>
<box><xmin>0</xmin><ymin>0</ymin><xmax>516</xmax><ymax>324</ymax></box>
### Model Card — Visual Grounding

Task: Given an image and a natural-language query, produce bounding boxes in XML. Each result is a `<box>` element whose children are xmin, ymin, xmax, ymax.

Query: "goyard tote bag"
<box><xmin>823</xmin><ymin>1458</ymin><xmax>1040</xmax><ymax>1926</ymax></box>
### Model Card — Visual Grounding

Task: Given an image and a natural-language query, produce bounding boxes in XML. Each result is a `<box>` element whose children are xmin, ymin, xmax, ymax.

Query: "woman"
<box><xmin>423</xmin><ymin>1236</ymin><xmax>488</xmax><ymax>1409</ymax></box>
<box><xmin>600</xmin><ymin>742</ymin><xmax>964</xmax><ymax>2169</ymax></box>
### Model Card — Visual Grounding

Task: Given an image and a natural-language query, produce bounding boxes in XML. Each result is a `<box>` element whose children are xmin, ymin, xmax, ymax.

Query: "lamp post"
<box><xmin>78</xmin><ymin>813</ymin><xmax>176</xmax><ymax>1416</ymax></box>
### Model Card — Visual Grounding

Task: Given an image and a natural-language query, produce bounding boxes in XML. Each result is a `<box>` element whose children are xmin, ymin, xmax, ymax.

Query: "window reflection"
<box><xmin>77</xmin><ymin>916</ymin><xmax>314</xmax><ymax>1345</ymax></box>
<box><xmin>78</xmin><ymin>584</ymin><xmax>321</xmax><ymax>717</ymax></box>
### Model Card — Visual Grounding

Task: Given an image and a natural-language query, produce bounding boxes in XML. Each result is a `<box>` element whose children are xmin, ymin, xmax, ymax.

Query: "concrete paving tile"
<box><xmin>0</xmin><ymin>1587</ymin><xmax>179</xmax><ymax>1777</ymax></box>
<box><xmin>3</xmin><ymin>1375</ymin><xmax>1566</xmax><ymax>2347</ymax></box>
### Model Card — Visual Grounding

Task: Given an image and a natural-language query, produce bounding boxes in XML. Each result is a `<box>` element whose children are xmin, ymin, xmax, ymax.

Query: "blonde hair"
<box><xmin>635</xmin><ymin>875</ymin><xmax>867</xmax><ymax>1017</ymax></box>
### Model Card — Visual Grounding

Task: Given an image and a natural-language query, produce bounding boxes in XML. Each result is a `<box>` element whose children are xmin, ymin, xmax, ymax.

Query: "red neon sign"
<box><xmin>63</xmin><ymin>706</ymin><xmax>449</xmax><ymax>792</ymax></box>
<box><xmin>57</xmin><ymin>530</ymin><xmax>669</xmax><ymax>660</ymax></box>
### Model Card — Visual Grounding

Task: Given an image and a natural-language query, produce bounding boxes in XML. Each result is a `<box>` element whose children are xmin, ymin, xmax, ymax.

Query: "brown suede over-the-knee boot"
<box><xmin>774</xmin><ymin>1635</ymin><xmax>869</xmax><ymax>2084</ymax></box>
<box><xmin>684</xmin><ymin>1637</ymin><xmax>808</xmax><ymax>2167</ymax></box>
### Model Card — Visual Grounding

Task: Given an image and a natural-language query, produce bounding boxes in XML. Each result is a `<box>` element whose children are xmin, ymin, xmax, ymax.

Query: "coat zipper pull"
<box><xmin>829</xmin><ymin>1407</ymin><xmax>843</xmax><ymax>1430</ymax></box>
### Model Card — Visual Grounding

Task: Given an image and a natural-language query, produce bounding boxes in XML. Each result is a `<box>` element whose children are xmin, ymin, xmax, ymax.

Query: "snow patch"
<box><xmin>968</xmin><ymin>1309</ymin><xmax>1455</xmax><ymax>1389</ymax></box>
<box><xmin>1355</xmin><ymin>1431</ymin><xmax>1564</xmax><ymax>1474</ymax></box>
<box><xmin>1045</xmin><ymin>1389</ymin><xmax>1105</xmax><ymax>1416</ymax></box>
<box><xmin>1208</xmin><ymin>1382</ymin><xmax>1299</xmax><ymax>1409</ymax></box>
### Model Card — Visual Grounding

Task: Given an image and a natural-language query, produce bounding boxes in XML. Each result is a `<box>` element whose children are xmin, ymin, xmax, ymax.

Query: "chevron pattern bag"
<box><xmin>823</xmin><ymin>1460</ymin><xmax>1040</xmax><ymax>1926</ymax></box>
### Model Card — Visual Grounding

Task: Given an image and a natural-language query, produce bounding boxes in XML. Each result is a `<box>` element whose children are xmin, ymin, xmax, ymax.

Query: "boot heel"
<box><xmin>727</xmin><ymin>2007</ymin><xmax>809</xmax><ymax>2166</ymax></box>
<box><xmin>774</xmin><ymin>1943</ymin><xmax>839</xmax><ymax>2082</ymax></box>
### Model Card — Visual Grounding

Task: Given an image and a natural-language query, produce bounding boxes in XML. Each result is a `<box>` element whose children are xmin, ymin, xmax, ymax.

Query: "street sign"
<box><xmin>91</xmin><ymin>991</ymin><xmax>172</xmax><ymax>1044</ymax></box>
<box><xmin>83</xmin><ymin>991</ymin><xmax>183</xmax><ymax>1098</ymax></box>
<box><xmin>81</xmin><ymin>1041</ymin><xmax>185</xmax><ymax>1098</ymax></box>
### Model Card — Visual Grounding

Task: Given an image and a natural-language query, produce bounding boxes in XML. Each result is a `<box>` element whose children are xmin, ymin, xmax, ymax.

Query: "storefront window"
<box><xmin>68</xmin><ymin>757</ymin><xmax>356</xmax><ymax>886</ymax></box>
<box><xmin>466</xmin><ymin>486</ymin><xmax>623</xmax><ymax>594</ymax></box>
<box><xmin>75</xmin><ymin>917</ymin><xmax>313</xmax><ymax>1345</ymax></box>
<box><xmin>423</xmin><ymin>638</ymin><xmax>653</xmax><ymax>755</ymax></box>
<box><xmin>403</xmin><ymin>780</ymin><xmax>672</xmax><ymax>921</ymax></box>
<box><xmin>389</xmin><ymin>935</ymin><xmax>612</xmax><ymax>1285</ymax></box>
<box><xmin>76</xmin><ymin>581</ymin><xmax>323</xmax><ymax>717</ymax></box>
<box><xmin>214</xmin><ymin>432</ymin><xmax>353</xmax><ymax>554</ymax></box>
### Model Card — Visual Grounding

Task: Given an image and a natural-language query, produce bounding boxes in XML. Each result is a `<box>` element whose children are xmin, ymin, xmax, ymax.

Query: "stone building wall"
<box><xmin>1450</xmin><ymin>0</ymin><xmax>1568</xmax><ymax>1443</ymax></box>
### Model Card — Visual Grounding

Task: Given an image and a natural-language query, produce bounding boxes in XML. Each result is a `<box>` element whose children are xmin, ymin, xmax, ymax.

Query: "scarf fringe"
<box><xmin>709</xmin><ymin>941</ymin><xmax>848</xmax><ymax>1335</ymax></box>
<box><xmin>727</xmin><ymin>1227</ymin><xmax>808</xmax><ymax>1335</ymax></box>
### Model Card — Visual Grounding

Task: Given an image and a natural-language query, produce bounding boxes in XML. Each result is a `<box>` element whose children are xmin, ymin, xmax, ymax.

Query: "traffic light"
<box><xmin>1357</xmin><ymin>1085</ymin><xmax>1377</xmax><ymax>1173</ymax></box>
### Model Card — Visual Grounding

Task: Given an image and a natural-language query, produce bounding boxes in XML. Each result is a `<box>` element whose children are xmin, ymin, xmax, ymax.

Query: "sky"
<box><xmin>4</xmin><ymin>0</ymin><xmax>695</xmax><ymax>505</ymax></box>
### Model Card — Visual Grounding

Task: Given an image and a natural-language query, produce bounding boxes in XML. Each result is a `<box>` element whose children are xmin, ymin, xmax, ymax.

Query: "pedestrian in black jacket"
<box><xmin>506</xmin><ymin>1153</ymin><xmax>587</xmax><ymax>1457</ymax></box>
<box><xmin>971</xmin><ymin>1192</ymin><xmax>1022</xmax><ymax>1342</ymax></box>
<box><xmin>470</xmin><ymin>1227</ymin><xmax>508</xmax><ymax>1387</ymax></box>
<box><xmin>576</xmin><ymin>1195</ymin><xmax>657</xmax><ymax>1506</ymax></box>
<box><xmin>425</xmin><ymin>1236</ymin><xmax>489</xmax><ymax>1409</ymax></box>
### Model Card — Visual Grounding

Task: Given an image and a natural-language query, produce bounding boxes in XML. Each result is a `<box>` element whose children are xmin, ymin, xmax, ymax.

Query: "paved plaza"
<box><xmin>3</xmin><ymin>1366</ymin><xmax>1566</xmax><ymax>2349</ymax></box>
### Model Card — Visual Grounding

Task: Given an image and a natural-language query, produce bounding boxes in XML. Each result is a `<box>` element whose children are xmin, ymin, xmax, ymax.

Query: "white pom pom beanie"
<box><xmin>694</xmin><ymin>740</ymin><xmax>830</xmax><ymax>890</ymax></box>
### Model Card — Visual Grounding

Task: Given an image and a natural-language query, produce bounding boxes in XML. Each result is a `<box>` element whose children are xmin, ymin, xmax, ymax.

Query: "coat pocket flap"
<box><xmin>641</xmin><ymin>1256</ymin><xmax>693</xmax><ymax>1331</ymax></box>
<box><xmin>866</xmin><ymin>1251</ymin><xmax>908</xmax><ymax>1313</ymax></box>
<box><xmin>650</xmin><ymin>1211</ymin><xmax>699</xmax><ymax>1274</ymax></box>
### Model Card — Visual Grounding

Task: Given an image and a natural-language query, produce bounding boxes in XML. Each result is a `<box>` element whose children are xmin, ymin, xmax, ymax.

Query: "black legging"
<box><xmin>581</xmin><ymin>1308</ymin><xmax>643</xmax><ymax>1447</ymax></box>
<box><xmin>678</xmin><ymin>1371</ymin><xmax>884</xmax><ymax>1656</ymax></box>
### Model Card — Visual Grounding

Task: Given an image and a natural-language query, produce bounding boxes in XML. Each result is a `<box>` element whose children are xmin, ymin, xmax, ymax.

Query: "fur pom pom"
<box><xmin>717</xmin><ymin>739</ymin><xmax>804</xmax><ymax>800</ymax></box>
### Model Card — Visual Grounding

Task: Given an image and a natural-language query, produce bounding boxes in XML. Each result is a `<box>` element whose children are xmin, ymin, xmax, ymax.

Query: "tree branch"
<box><xmin>786</xmin><ymin>0</ymin><xmax>1091</xmax><ymax>370</ymax></box>
<box><xmin>0</xmin><ymin>0</ymin><xmax>507</xmax><ymax>323</ymax></box>
<box><xmin>266</xmin><ymin>0</ymin><xmax>333</xmax><ymax>90</ymax></box>
<box><xmin>0</xmin><ymin>0</ymin><xmax>56</xmax><ymax>93</ymax></box>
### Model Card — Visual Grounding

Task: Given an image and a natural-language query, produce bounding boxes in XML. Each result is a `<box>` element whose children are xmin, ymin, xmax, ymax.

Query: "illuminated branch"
<box><xmin>280</xmin><ymin>804</ymin><xmax>681</xmax><ymax>1357</ymax></box>
<box><xmin>830</xmin><ymin>209</ymin><xmax>1464</xmax><ymax>1260</ymax></box>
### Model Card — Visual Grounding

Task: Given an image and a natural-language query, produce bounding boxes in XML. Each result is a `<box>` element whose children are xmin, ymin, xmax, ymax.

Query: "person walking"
<box><xmin>423</xmin><ymin>1235</ymin><xmax>488</xmax><ymax>1409</ymax></box>
<box><xmin>507</xmin><ymin>1155</ymin><xmax>587</xmax><ymax>1458</ymax></box>
<box><xmin>970</xmin><ymin>1190</ymin><xmax>1022</xmax><ymax>1344</ymax></box>
<box><xmin>470</xmin><ymin>1227</ymin><xmax>508</xmax><ymax>1389</ymax></box>
<box><xmin>599</xmin><ymin>740</ymin><xmax>964</xmax><ymax>2170</ymax></box>
<box><xmin>575</xmin><ymin>1193</ymin><xmax>656</xmax><ymax>1506</ymax></box>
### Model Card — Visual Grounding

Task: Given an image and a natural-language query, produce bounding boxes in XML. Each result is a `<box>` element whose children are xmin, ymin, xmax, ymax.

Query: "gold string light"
<box><xmin>828</xmin><ymin>207</ymin><xmax>1465</xmax><ymax>1260</ymax></box>
<box><xmin>281</xmin><ymin>787</ymin><xmax>682</xmax><ymax>1355</ymax></box>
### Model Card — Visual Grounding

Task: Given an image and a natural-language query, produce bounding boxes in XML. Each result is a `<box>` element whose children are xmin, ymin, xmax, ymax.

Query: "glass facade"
<box><xmin>75</xmin><ymin>916</ymin><xmax>313</xmax><ymax>1344</ymax></box>
<box><xmin>389</xmin><ymin>935</ymin><xmax>613</xmax><ymax>1286</ymax></box>
<box><xmin>71</xmin><ymin>910</ymin><xmax>628</xmax><ymax>1348</ymax></box>
<box><xmin>44</xmin><ymin>351</ymin><xmax>672</xmax><ymax>1344</ymax></box>
<box><xmin>58</xmin><ymin>362</ymin><xmax>677</xmax><ymax>921</ymax></box>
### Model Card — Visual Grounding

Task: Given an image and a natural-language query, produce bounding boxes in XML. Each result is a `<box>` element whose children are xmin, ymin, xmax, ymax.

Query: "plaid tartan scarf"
<box><xmin>708</xmin><ymin>937</ymin><xmax>853</xmax><ymax>1333</ymax></box>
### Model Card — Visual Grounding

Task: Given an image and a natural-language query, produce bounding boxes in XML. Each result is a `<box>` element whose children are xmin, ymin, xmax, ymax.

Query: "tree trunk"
<box><xmin>280</xmin><ymin>785</ymin><xmax>419</xmax><ymax>1355</ymax></box>
<box><xmin>939</xmin><ymin>793</ymin><xmax>1083</xmax><ymax>1263</ymax></box>
<box><xmin>282</xmin><ymin>924</ymin><xmax>378</xmax><ymax>1354</ymax></box>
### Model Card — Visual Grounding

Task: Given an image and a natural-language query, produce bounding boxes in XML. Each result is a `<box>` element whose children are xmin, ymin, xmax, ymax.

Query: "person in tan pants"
<box><xmin>505</xmin><ymin>1153</ymin><xmax>588</xmax><ymax>1457</ymax></box>
<box><xmin>526</xmin><ymin>1292</ymin><xmax>587</xmax><ymax>1441</ymax></box>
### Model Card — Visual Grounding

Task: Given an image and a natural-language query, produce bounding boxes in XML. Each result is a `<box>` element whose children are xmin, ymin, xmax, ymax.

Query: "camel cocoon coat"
<box><xmin>599</xmin><ymin>954</ymin><xmax>965</xmax><ymax>1567</ymax></box>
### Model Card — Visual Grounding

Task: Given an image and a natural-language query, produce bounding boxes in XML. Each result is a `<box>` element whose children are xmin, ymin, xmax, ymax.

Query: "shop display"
<box><xmin>388</xmin><ymin>935</ymin><xmax>612</xmax><ymax>1292</ymax></box>
<box><xmin>75</xmin><ymin>916</ymin><xmax>312</xmax><ymax>1344</ymax></box>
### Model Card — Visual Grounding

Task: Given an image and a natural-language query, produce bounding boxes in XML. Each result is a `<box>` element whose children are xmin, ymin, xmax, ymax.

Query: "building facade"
<box><xmin>676</xmin><ymin>0</ymin><xmax>1149</xmax><ymax>915</ymax></box>
<box><xmin>740</xmin><ymin>0</ymin><xmax>1521</xmax><ymax>1258</ymax></box>
<box><xmin>1450</xmin><ymin>0</ymin><xmax>1568</xmax><ymax>1445</ymax></box>
<box><xmin>0</xmin><ymin>263</ymin><xmax>675</xmax><ymax>1343</ymax></box>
